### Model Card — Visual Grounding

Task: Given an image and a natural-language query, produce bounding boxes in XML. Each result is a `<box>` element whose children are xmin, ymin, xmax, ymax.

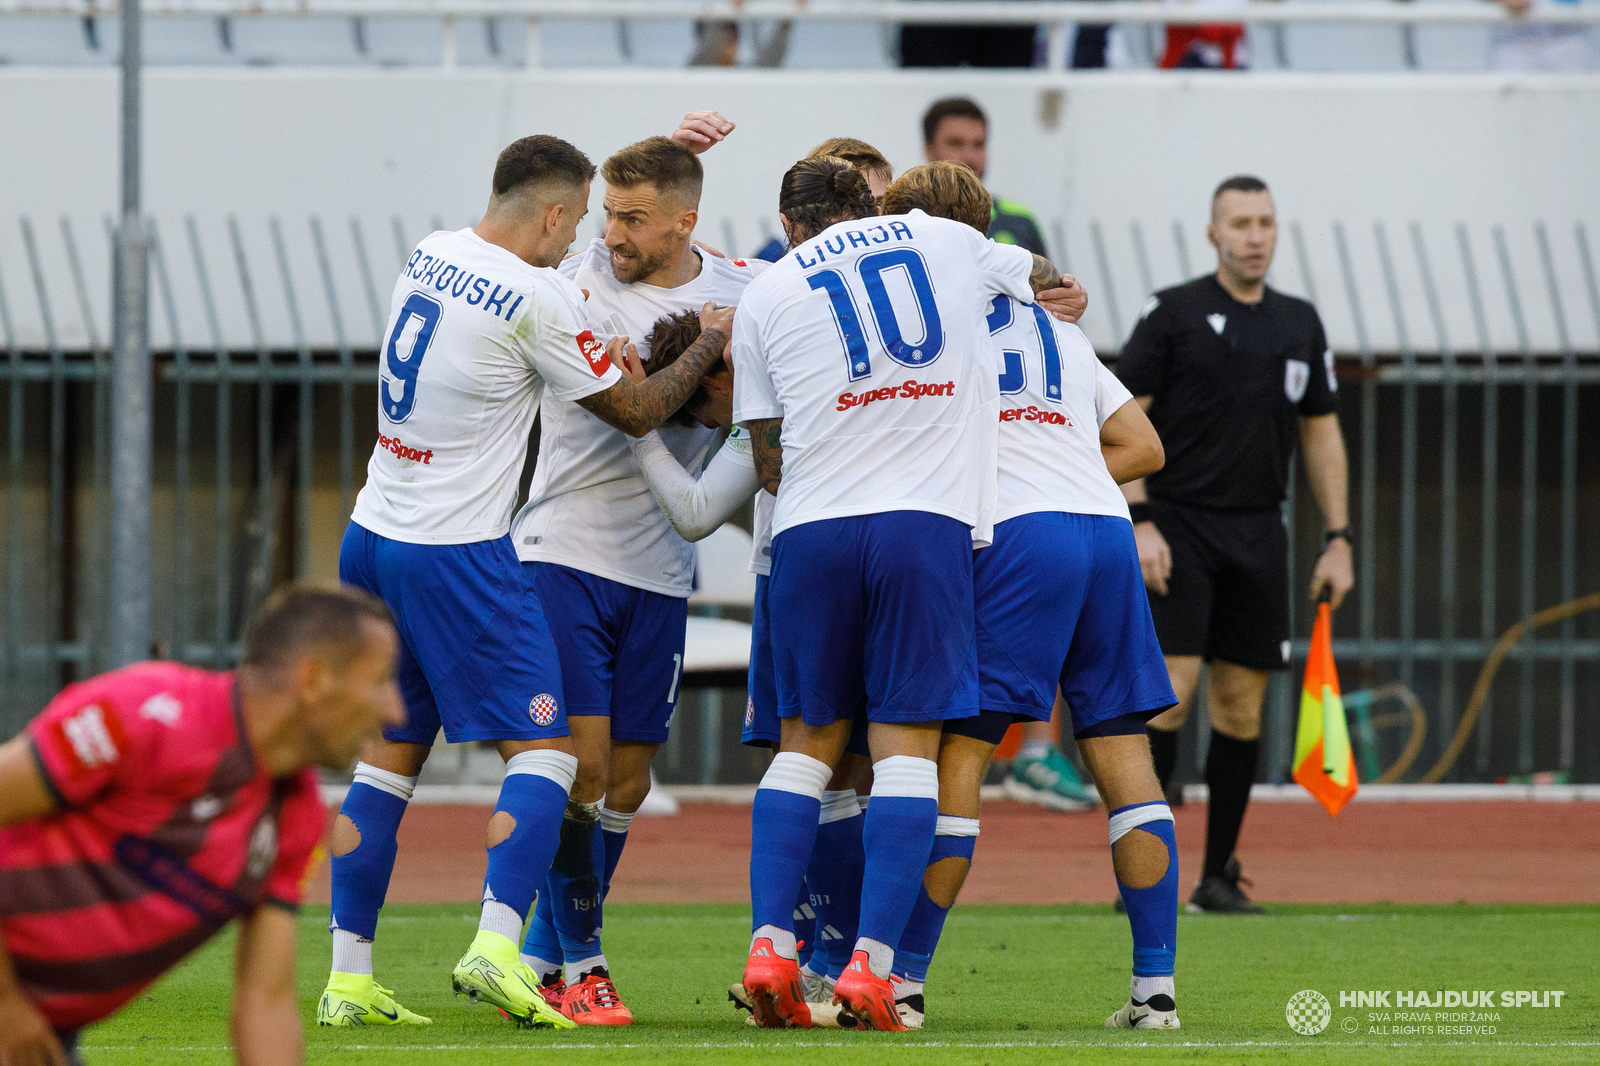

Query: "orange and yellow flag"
<box><xmin>1293</xmin><ymin>599</ymin><xmax>1358</xmax><ymax>816</ymax></box>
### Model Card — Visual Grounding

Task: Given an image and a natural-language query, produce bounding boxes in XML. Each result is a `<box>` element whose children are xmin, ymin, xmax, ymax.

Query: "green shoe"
<box><xmin>451</xmin><ymin>931</ymin><xmax>576</xmax><ymax>1029</ymax></box>
<box><xmin>317</xmin><ymin>972</ymin><xmax>432</xmax><ymax>1026</ymax></box>
<box><xmin>1004</xmin><ymin>745</ymin><xmax>1097</xmax><ymax>811</ymax></box>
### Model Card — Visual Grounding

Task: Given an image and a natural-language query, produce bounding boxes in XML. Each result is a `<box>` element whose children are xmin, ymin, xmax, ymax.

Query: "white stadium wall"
<box><xmin>1</xmin><ymin>68</ymin><xmax>1598</xmax><ymax>354</ymax></box>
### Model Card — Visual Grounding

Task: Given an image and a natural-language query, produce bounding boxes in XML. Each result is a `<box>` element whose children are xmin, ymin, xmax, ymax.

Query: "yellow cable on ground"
<box><xmin>1419</xmin><ymin>592</ymin><xmax>1600</xmax><ymax>784</ymax></box>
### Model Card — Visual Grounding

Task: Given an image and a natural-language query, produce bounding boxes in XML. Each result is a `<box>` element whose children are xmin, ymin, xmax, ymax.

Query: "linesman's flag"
<box><xmin>1293</xmin><ymin>596</ymin><xmax>1358</xmax><ymax>815</ymax></box>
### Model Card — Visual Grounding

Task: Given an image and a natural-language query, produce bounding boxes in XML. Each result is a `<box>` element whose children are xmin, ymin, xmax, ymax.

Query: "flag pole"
<box><xmin>110</xmin><ymin>0</ymin><xmax>152</xmax><ymax>667</ymax></box>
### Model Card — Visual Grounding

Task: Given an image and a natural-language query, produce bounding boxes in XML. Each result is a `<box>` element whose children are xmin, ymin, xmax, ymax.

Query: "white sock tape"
<box><xmin>935</xmin><ymin>814</ymin><xmax>980</xmax><ymax>837</ymax></box>
<box><xmin>819</xmin><ymin>789</ymin><xmax>861</xmax><ymax>824</ymax></box>
<box><xmin>599</xmin><ymin>807</ymin><xmax>636</xmax><ymax>834</ymax></box>
<box><xmin>870</xmin><ymin>755</ymin><xmax>939</xmax><ymax>801</ymax></box>
<box><xmin>505</xmin><ymin>749</ymin><xmax>578</xmax><ymax>793</ymax></box>
<box><xmin>353</xmin><ymin>762</ymin><xmax>418</xmax><ymax>802</ymax></box>
<box><xmin>760</xmin><ymin>752</ymin><xmax>833</xmax><ymax>799</ymax></box>
<box><xmin>1108</xmin><ymin>802</ymin><xmax>1174</xmax><ymax>846</ymax></box>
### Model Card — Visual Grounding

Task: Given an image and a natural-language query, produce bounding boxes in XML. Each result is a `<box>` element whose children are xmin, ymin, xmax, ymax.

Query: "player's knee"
<box><xmin>923</xmin><ymin>855</ymin><xmax>970</xmax><ymax>909</ymax></box>
<box><xmin>1112</xmin><ymin>828</ymin><xmax>1170</xmax><ymax>889</ymax></box>
<box><xmin>331</xmin><ymin>813</ymin><xmax>362</xmax><ymax>858</ymax></box>
<box><xmin>486</xmin><ymin>810</ymin><xmax>517</xmax><ymax>849</ymax></box>
<box><xmin>605</xmin><ymin>766</ymin><xmax>653</xmax><ymax>812</ymax></box>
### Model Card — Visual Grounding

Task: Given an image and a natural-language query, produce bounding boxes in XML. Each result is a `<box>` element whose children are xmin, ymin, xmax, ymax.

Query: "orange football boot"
<box><xmin>560</xmin><ymin>968</ymin><xmax>634</xmax><ymax>1026</ymax></box>
<box><xmin>741</xmin><ymin>937</ymin><xmax>813</xmax><ymax>1029</ymax></box>
<box><xmin>832</xmin><ymin>950</ymin><xmax>907</xmax><ymax>1031</ymax></box>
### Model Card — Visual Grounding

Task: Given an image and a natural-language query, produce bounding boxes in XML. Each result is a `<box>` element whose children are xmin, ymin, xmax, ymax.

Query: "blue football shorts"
<box><xmin>339</xmin><ymin>522</ymin><xmax>568</xmax><ymax>745</ymax></box>
<box><xmin>973</xmin><ymin>511</ymin><xmax>1176</xmax><ymax>737</ymax></box>
<box><xmin>768</xmin><ymin>511</ymin><xmax>980</xmax><ymax>730</ymax></box>
<box><xmin>527</xmin><ymin>562</ymin><xmax>687</xmax><ymax>745</ymax></box>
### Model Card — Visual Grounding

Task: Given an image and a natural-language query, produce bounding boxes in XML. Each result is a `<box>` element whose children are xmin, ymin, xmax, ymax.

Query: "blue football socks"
<box><xmin>1108</xmin><ymin>801</ymin><xmax>1178</xmax><ymax>981</ymax></box>
<box><xmin>794</xmin><ymin>880</ymin><xmax>817</xmax><ymax>971</ymax></box>
<box><xmin>893</xmin><ymin>815</ymin><xmax>978</xmax><ymax>983</ymax></box>
<box><xmin>809</xmin><ymin>789</ymin><xmax>867</xmax><ymax>979</ymax></box>
<box><xmin>599</xmin><ymin>806</ymin><xmax>636</xmax><ymax>898</ymax></box>
<box><xmin>854</xmin><ymin>756</ymin><xmax>939</xmax><ymax>978</ymax></box>
<box><xmin>329</xmin><ymin>763</ymin><xmax>416</xmax><ymax>975</ymax></box>
<box><xmin>476</xmin><ymin>750</ymin><xmax>577</xmax><ymax>943</ymax></box>
<box><xmin>748</xmin><ymin>752</ymin><xmax>833</xmax><ymax>958</ymax></box>
<box><xmin>547</xmin><ymin>799</ymin><xmax>605</xmax><ymax>965</ymax></box>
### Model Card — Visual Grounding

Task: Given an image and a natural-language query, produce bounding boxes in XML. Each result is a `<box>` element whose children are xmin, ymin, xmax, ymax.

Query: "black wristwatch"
<box><xmin>1323</xmin><ymin>527</ymin><xmax>1355</xmax><ymax>549</ymax></box>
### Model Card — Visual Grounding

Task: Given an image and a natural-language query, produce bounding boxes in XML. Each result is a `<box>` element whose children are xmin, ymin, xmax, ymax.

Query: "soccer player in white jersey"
<box><xmin>731</xmin><ymin>157</ymin><xmax>1079</xmax><ymax>1030</ymax></box>
<box><xmin>879</xmin><ymin>165</ymin><xmax>1184</xmax><ymax>1030</ymax></box>
<box><xmin>509</xmin><ymin>135</ymin><xmax>759</xmax><ymax>1024</ymax></box>
<box><xmin>320</xmin><ymin>134</ymin><xmax>737</xmax><ymax>1030</ymax></box>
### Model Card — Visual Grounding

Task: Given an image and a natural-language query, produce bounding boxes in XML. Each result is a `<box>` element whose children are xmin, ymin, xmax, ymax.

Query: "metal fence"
<box><xmin>1</xmin><ymin>210</ymin><xmax>1597</xmax><ymax>784</ymax></box>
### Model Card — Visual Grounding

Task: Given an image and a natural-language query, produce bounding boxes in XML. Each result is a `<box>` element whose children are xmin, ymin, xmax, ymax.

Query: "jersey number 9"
<box><xmin>382</xmin><ymin>292</ymin><xmax>443</xmax><ymax>424</ymax></box>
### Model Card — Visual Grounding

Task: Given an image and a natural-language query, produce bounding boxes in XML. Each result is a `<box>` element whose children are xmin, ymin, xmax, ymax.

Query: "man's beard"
<box><xmin>611</xmin><ymin>243</ymin><xmax>670</xmax><ymax>284</ymax></box>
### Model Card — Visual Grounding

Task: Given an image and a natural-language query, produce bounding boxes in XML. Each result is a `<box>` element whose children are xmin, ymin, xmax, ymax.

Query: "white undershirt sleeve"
<box><xmin>628</xmin><ymin>431</ymin><xmax>761</xmax><ymax>542</ymax></box>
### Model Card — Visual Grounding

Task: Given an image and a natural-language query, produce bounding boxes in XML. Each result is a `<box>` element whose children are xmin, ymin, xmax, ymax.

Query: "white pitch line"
<box><xmin>82</xmin><ymin>1040</ymin><xmax>1600</xmax><ymax>1051</ymax></box>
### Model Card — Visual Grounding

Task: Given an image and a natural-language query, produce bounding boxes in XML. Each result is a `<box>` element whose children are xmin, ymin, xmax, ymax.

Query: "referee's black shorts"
<box><xmin>1145</xmin><ymin>499</ymin><xmax>1290</xmax><ymax>672</ymax></box>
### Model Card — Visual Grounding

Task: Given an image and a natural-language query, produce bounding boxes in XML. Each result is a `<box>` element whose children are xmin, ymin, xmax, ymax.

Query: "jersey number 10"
<box><xmin>806</xmin><ymin>249</ymin><xmax>946</xmax><ymax>383</ymax></box>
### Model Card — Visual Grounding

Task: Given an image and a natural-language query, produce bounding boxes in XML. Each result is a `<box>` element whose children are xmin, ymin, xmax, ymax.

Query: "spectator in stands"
<box><xmin>1151</xmin><ymin>0</ymin><xmax>1251</xmax><ymax>69</ymax></box>
<box><xmin>690</xmin><ymin>20</ymin><xmax>791</xmax><ymax>66</ymax></box>
<box><xmin>1488</xmin><ymin>0</ymin><xmax>1593</xmax><ymax>71</ymax></box>
<box><xmin>900</xmin><ymin>9</ymin><xmax>1038</xmax><ymax>66</ymax></box>
<box><xmin>921</xmin><ymin>98</ymin><xmax>1049</xmax><ymax>257</ymax></box>
<box><xmin>1072</xmin><ymin>23</ymin><xmax>1114</xmax><ymax>67</ymax></box>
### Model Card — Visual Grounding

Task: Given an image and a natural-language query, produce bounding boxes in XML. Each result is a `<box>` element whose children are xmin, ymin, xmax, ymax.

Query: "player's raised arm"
<box><xmin>231</xmin><ymin>906</ymin><xmax>304</xmax><ymax>1066</ymax></box>
<box><xmin>669</xmin><ymin>110</ymin><xmax>736</xmax><ymax>154</ymax></box>
<box><xmin>576</xmin><ymin>302</ymin><xmax>735</xmax><ymax>437</ymax></box>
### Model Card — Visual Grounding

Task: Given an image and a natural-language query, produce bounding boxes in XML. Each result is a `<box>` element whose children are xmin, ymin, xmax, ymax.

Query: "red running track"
<box><xmin>304</xmin><ymin>800</ymin><xmax>1600</xmax><ymax>907</ymax></box>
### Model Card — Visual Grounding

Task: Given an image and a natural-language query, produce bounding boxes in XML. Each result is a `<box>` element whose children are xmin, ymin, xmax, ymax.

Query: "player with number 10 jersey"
<box><xmin>731</xmin><ymin>158</ymin><xmax>1070</xmax><ymax>1031</ymax></box>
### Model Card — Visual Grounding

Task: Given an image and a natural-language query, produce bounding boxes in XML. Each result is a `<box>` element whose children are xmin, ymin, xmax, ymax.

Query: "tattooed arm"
<box><xmin>1030</xmin><ymin>253</ymin><xmax>1088</xmax><ymax>323</ymax></box>
<box><xmin>577</xmin><ymin>301</ymin><xmax>736</xmax><ymax>437</ymax></box>
<box><xmin>747</xmin><ymin>417</ymin><xmax>784</xmax><ymax>496</ymax></box>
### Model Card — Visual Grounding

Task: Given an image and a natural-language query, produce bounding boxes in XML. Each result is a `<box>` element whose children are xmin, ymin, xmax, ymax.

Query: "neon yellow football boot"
<box><xmin>451</xmin><ymin>930</ymin><xmax>576</xmax><ymax>1029</ymax></box>
<box><xmin>317</xmin><ymin>972</ymin><xmax>432</xmax><ymax>1026</ymax></box>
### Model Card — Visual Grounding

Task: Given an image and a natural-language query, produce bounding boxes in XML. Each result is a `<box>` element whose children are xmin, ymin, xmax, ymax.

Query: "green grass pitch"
<box><xmin>83</xmin><ymin>903</ymin><xmax>1596</xmax><ymax>1065</ymax></box>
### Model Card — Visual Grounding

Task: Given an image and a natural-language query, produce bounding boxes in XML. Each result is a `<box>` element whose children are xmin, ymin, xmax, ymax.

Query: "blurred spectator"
<box><xmin>900</xmin><ymin>4</ymin><xmax>1038</xmax><ymax>66</ymax></box>
<box><xmin>1153</xmin><ymin>0</ymin><xmax>1251</xmax><ymax>69</ymax></box>
<box><xmin>1488</xmin><ymin>0</ymin><xmax>1594</xmax><ymax>71</ymax></box>
<box><xmin>1072</xmin><ymin>24</ymin><xmax>1113</xmax><ymax>67</ymax></box>
<box><xmin>921</xmin><ymin>98</ymin><xmax>1049</xmax><ymax>256</ymax></box>
<box><xmin>690</xmin><ymin>19</ymin><xmax>792</xmax><ymax>66</ymax></box>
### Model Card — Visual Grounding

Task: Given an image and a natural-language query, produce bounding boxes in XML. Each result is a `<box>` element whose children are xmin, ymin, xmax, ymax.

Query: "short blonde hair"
<box><xmin>880</xmin><ymin>161</ymin><xmax>992</xmax><ymax>235</ymax></box>
<box><xmin>601</xmin><ymin>136</ymin><xmax>704</xmax><ymax>207</ymax></box>
<box><xmin>804</xmin><ymin>137</ymin><xmax>893</xmax><ymax>185</ymax></box>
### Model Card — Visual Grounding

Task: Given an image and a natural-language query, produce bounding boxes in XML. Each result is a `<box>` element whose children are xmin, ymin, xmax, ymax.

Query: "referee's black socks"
<box><xmin>1202</xmin><ymin>732</ymin><xmax>1259</xmax><ymax>880</ymax></box>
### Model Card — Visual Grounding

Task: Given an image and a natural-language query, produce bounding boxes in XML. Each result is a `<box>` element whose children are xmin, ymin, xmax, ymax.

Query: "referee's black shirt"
<box><xmin>1116</xmin><ymin>275</ymin><xmax>1338</xmax><ymax>511</ymax></box>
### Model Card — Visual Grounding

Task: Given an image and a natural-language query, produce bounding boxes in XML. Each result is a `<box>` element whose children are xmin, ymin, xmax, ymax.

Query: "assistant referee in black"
<box><xmin>1116</xmin><ymin>175</ymin><xmax>1355</xmax><ymax>913</ymax></box>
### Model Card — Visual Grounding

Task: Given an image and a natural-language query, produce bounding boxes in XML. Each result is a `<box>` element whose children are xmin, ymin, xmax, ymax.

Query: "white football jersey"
<box><xmin>985</xmin><ymin>295</ymin><xmax>1135</xmax><ymax>524</ymax></box>
<box><xmin>512</xmin><ymin>240</ymin><xmax>758</xmax><ymax>596</ymax></box>
<box><xmin>350</xmin><ymin>229</ymin><xmax>620</xmax><ymax>545</ymax></box>
<box><xmin>750</xmin><ymin>489</ymin><xmax>775</xmax><ymax>577</ymax></box>
<box><xmin>731</xmin><ymin>210</ymin><xmax>1034</xmax><ymax>538</ymax></box>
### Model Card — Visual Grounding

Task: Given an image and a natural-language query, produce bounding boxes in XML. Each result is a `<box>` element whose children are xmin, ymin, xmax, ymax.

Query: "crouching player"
<box><xmin>881</xmin><ymin>164</ymin><xmax>1184</xmax><ymax>1030</ymax></box>
<box><xmin>0</xmin><ymin>585</ymin><xmax>405</xmax><ymax>1066</ymax></box>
